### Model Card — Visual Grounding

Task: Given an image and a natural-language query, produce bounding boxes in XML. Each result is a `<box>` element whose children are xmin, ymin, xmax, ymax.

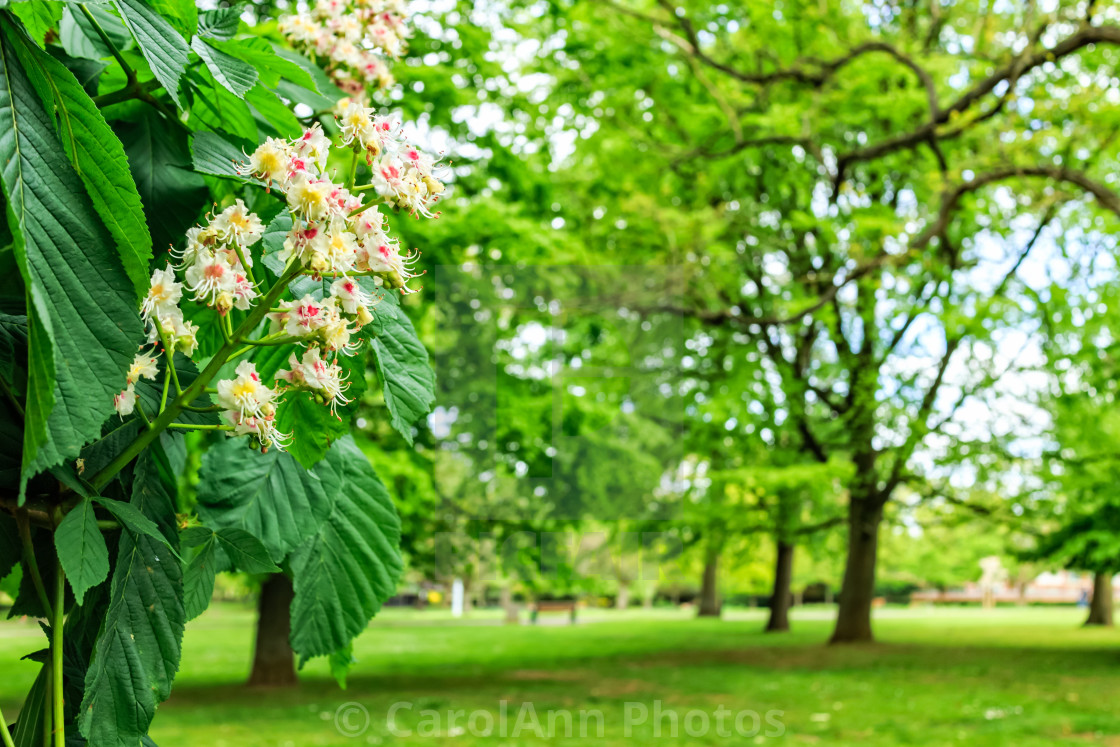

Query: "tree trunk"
<box><xmin>500</xmin><ymin>583</ymin><xmax>519</xmax><ymax>624</ymax></box>
<box><xmin>697</xmin><ymin>551</ymin><xmax>721</xmax><ymax>617</ymax></box>
<box><xmin>248</xmin><ymin>574</ymin><xmax>297</xmax><ymax>687</ymax></box>
<box><xmin>616</xmin><ymin>581</ymin><xmax>631</xmax><ymax>610</ymax></box>
<box><xmin>766</xmin><ymin>540</ymin><xmax>794</xmax><ymax>632</ymax></box>
<box><xmin>830</xmin><ymin>499</ymin><xmax>883</xmax><ymax>644</ymax></box>
<box><xmin>1085</xmin><ymin>572</ymin><xmax>1114</xmax><ymax>627</ymax></box>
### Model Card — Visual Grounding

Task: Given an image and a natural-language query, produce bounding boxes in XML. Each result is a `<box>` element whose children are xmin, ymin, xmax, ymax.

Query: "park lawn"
<box><xmin>1</xmin><ymin>606</ymin><xmax>1119</xmax><ymax>745</ymax></box>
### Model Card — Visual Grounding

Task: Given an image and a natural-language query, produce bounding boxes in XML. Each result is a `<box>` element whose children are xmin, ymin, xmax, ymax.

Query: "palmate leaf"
<box><xmin>290</xmin><ymin>436</ymin><xmax>403</xmax><ymax>663</ymax></box>
<box><xmin>117</xmin><ymin>108</ymin><xmax>208</xmax><ymax>251</ymax></box>
<box><xmin>196</xmin><ymin>6</ymin><xmax>240</xmax><ymax>41</ymax></box>
<box><xmin>246</xmin><ymin>83</ymin><xmax>301</xmax><ymax>138</ymax></box>
<box><xmin>187</xmin><ymin>66</ymin><xmax>257</xmax><ymax>141</ymax></box>
<box><xmin>217</xmin><ymin>37</ymin><xmax>317</xmax><ymax>91</ymax></box>
<box><xmin>53</xmin><ymin>496</ymin><xmax>110</xmax><ymax>604</ymax></box>
<box><xmin>12</xmin><ymin>663</ymin><xmax>48</xmax><ymax>747</ymax></box>
<box><xmin>276</xmin><ymin>390</ymin><xmax>349</xmax><ymax>469</ymax></box>
<box><xmin>146</xmin><ymin>0</ymin><xmax>197</xmax><ymax>39</ymax></box>
<box><xmin>8</xmin><ymin>26</ymin><xmax>153</xmax><ymax>298</ymax></box>
<box><xmin>367</xmin><ymin>295</ymin><xmax>435</xmax><ymax>444</ymax></box>
<box><xmin>80</xmin><ymin>452</ymin><xmax>184</xmax><ymax>747</ymax></box>
<box><xmin>181</xmin><ymin>526</ymin><xmax>277</xmax><ymax>620</ymax></box>
<box><xmin>0</xmin><ymin>15</ymin><xmax>143</xmax><ymax>496</ymax></box>
<box><xmin>195</xmin><ymin>438</ymin><xmax>336</xmax><ymax>561</ymax></box>
<box><xmin>191</xmin><ymin>36</ymin><xmax>257</xmax><ymax>99</ymax></box>
<box><xmin>10</xmin><ymin>0</ymin><xmax>61</xmax><ymax>46</ymax></box>
<box><xmin>190</xmin><ymin>129</ymin><xmax>247</xmax><ymax>179</ymax></box>
<box><xmin>182</xmin><ymin>536</ymin><xmax>217</xmax><ymax>620</ymax></box>
<box><xmin>112</xmin><ymin>0</ymin><xmax>190</xmax><ymax>107</ymax></box>
<box><xmin>59</xmin><ymin>5</ymin><xmax>131</xmax><ymax>61</ymax></box>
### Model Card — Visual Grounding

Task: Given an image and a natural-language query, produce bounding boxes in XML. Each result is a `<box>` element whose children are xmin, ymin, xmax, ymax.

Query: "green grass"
<box><xmin>2</xmin><ymin>605</ymin><xmax>1119</xmax><ymax>745</ymax></box>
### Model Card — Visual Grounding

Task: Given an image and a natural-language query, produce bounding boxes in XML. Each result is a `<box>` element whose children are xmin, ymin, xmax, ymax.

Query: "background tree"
<box><xmin>448</xmin><ymin>0</ymin><xmax>1120</xmax><ymax>643</ymax></box>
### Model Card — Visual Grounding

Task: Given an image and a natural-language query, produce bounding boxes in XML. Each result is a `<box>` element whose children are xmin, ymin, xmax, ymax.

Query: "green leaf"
<box><xmin>190</xmin><ymin>129</ymin><xmax>247</xmax><ymax>179</ymax></box>
<box><xmin>216</xmin><ymin>37</ymin><xmax>316</xmax><ymax>90</ymax></box>
<box><xmin>117</xmin><ymin>109</ymin><xmax>207</xmax><ymax>251</ymax></box>
<box><xmin>54</xmin><ymin>497</ymin><xmax>110</xmax><ymax>604</ymax></box>
<box><xmin>80</xmin><ymin>453</ymin><xmax>185</xmax><ymax>746</ymax></box>
<box><xmin>0</xmin><ymin>16</ymin><xmax>144</xmax><ymax>495</ymax></box>
<box><xmin>246</xmin><ymin>83</ymin><xmax>300</xmax><ymax>137</ymax></box>
<box><xmin>271</xmin><ymin>44</ymin><xmax>343</xmax><ymax>109</ymax></box>
<box><xmin>196</xmin><ymin>6</ymin><xmax>240</xmax><ymax>41</ymax></box>
<box><xmin>290</xmin><ymin>437</ymin><xmax>403</xmax><ymax>663</ymax></box>
<box><xmin>8</xmin><ymin>27</ymin><xmax>153</xmax><ymax>299</ymax></box>
<box><xmin>369</xmin><ymin>299</ymin><xmax>435</xmax><ymax>444</ymax></box>
<box><xmin>10</xmin><ymin>0</ymin><xmax>62</xmax><ymax>46</ymax></box>
<box><xmin>187</xmin><ymin>65</ymin><xmax>257</xmax><ymax>141</ymax></box>
<box><xmin>191</xmin><ymin>36</ymin><xmax>257</xmax><ymax>98</ymax></box>
<box><xmin>12</xmin><ymin>664</ymin><xmax>48</xmax><ymax>747</ymax></box>
<box><xmin>182</xmin><ymin>535</ymin><xmax>216</xmax><ymax>620</ymax></box>
<box><xmin>195</xmin><ymin>438</ymin><xmax>335</xmax><ymax>562</ymax></box>
<box><xmin>112</xmin><ymin>0</ymin><xmax>190</xmax><ymax>108</ymax></box>
<box><xmin>214</xmin><ymin>527</ymin><xmax>281</xmax><ymax>573</ymax></box>
<box><xmin>146</xmin><ymin>0</ymin><xmax>197</xmax><ymax>39</ymax></box>
<box><xmin>329</xmin><ymin>643</ymin><xmax>354</xmax><ymax>689</ymax></box>
<box><xmin>179</xmin><ymin>526</ymin><xmax>213</xmax><ymax>547</ymax></box>
<box><xmin>95</xmin><ymin>495</ymin><xmax>175</xmax><ymax>554</ymax></box>
<box><xmin>59</xmin><ymin>5</ymin><xmax>131</xmax><ymax>61</ymax></box>
<box><xmin>276</xmin><ymin>390</ymin><xmax>349</xmax><ymax>469</ymax></box>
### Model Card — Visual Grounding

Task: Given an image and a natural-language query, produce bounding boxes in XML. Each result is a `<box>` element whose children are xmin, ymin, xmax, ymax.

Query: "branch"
<box><xmin>835</xmin><ymin>23</ymin><xmax>1120</xmax><ymax>179</ymax></box>
<box><xmin>912</xmin><ymin>165</ymin><xmax>1120</xmax><ymax>252</ymax></box>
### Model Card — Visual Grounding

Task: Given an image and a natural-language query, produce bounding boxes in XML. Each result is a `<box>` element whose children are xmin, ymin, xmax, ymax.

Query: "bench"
<box><xmin>530</xmin><ymin>600</ymin><xmax>577</xmax><ymax>624</ymax></box>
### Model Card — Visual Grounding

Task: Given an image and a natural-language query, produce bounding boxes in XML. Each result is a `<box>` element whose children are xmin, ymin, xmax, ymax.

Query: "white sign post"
<box><xmin>451</xmin><ymin>578</ymin><xmax>465</xmax><ymax>618</ymax></box>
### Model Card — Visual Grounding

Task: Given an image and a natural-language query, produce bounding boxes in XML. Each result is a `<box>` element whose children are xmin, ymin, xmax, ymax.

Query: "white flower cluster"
<box><xmin>140</xmin><ymin>264</ymin><xmax>198</xmax><ymax>356</ymax></box>
<box><xmin>215</xmin><ymin>361</ymin><xmax>288</xmax><ymax>449</ymax></box>
<box><xmin>279</xmin><ymin>0</ymin><xmax>409</xmax><ymax>94</ymax></box>
<box><xmin>241</xmin><ymin>121</ymin><xmax>437</xmax><ymax>284</ymax></box>
<box><xmin>113</xmin><ymin>353</ymin><xmax>159</xmax><ymax>417</ymax></box>
<box><xmin>276</xmin><ymin>347</ymin><xmax>351</xmax><ymax>416</ymax></box>
<box><xmin>175</xmin><ymin>199</ymin><xmax>264</xmax><ymax>314</ymax></box>
<box><xmin>336</xmin><ymin>100</ymin><xmax>445</xmax><ymax>217</ymax></box>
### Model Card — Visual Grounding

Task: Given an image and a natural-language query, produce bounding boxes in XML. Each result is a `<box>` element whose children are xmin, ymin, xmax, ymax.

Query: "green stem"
<box><xmin>166</xmin><ymin>423</ymin><xmax>233</xmax><ymax>431</ymax></box>
<box><xmin>92</xmin><ymin>78</ymin><xmax>163</xmax><ymax>108</ymax></box>
<box><xmin>89</xmin><ymin>259</ymin><xmax>304</xmax><ymax>492</ymax></box>
<box><xmin>16</xmin><ymin>512</ymin><xmax>51</xmax><ymax>617</ymax></box>
<box><xmin>155</xmin><ymin>326</ymin><xmax>182</xmax><ymax>394</ymax></box>
<box><xmin>51</xmin><ymin>557</ymin><xmax>64</xmax><ymax>747</ymax></box>
<box><xmin>0</xmin><ymin>703</ymin><xmax>14</xmax><ymax>747</ymax></box>
<box><xmin>351</xmin><ymin>183</ymin><xmax>377</xmax><ymax>193</ymax></box>
<box><xmin>346</xmin><ymin>150</ymin><xmax>359</xmax><ymax>190</ymax></box>
<box><xmin>242</xmin><ymin>333</ymin><xmax>300</xmax><ymax>346</ymax></box>
<box><xmin>182</xmin><ymin>403</ymin><xmax>222</xmax><ymax>413</ymax></box>
<box><xmin>228</xmin><ymin>344</ymin><xmax>255</xmax><ymax>362</ymax></box>
<box><xmin>301</xmin><ymin>270</ymin><xmax>378</xmax><ymax>278</ymax></box>
<box><xmin>79</xmin><ymin>4</ymin><xmax>136</xmax><ymax>85</ymax></box>
<box><xmin>232</xmin><ymin>242</ymin><xmax>257</xmax><ymax>286</ymax></box>
<box><xmin>160</xmin><ymin>365</ymin><xmax>171</xmax><ymax>413</ymax></box>
<box><xmin>96</xmin><ymin>520</ymin><xmax>120</xmax><ymax>531</ymax></box>
<box><xmin>135</xmin><ymin>400</ymin><xmax>152</xmax><ymax>429</ymax></box>
<box><xmin>347</xmin><ymin>197</ymin><xmax>383</xmax><ymax>217</ymax></box>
